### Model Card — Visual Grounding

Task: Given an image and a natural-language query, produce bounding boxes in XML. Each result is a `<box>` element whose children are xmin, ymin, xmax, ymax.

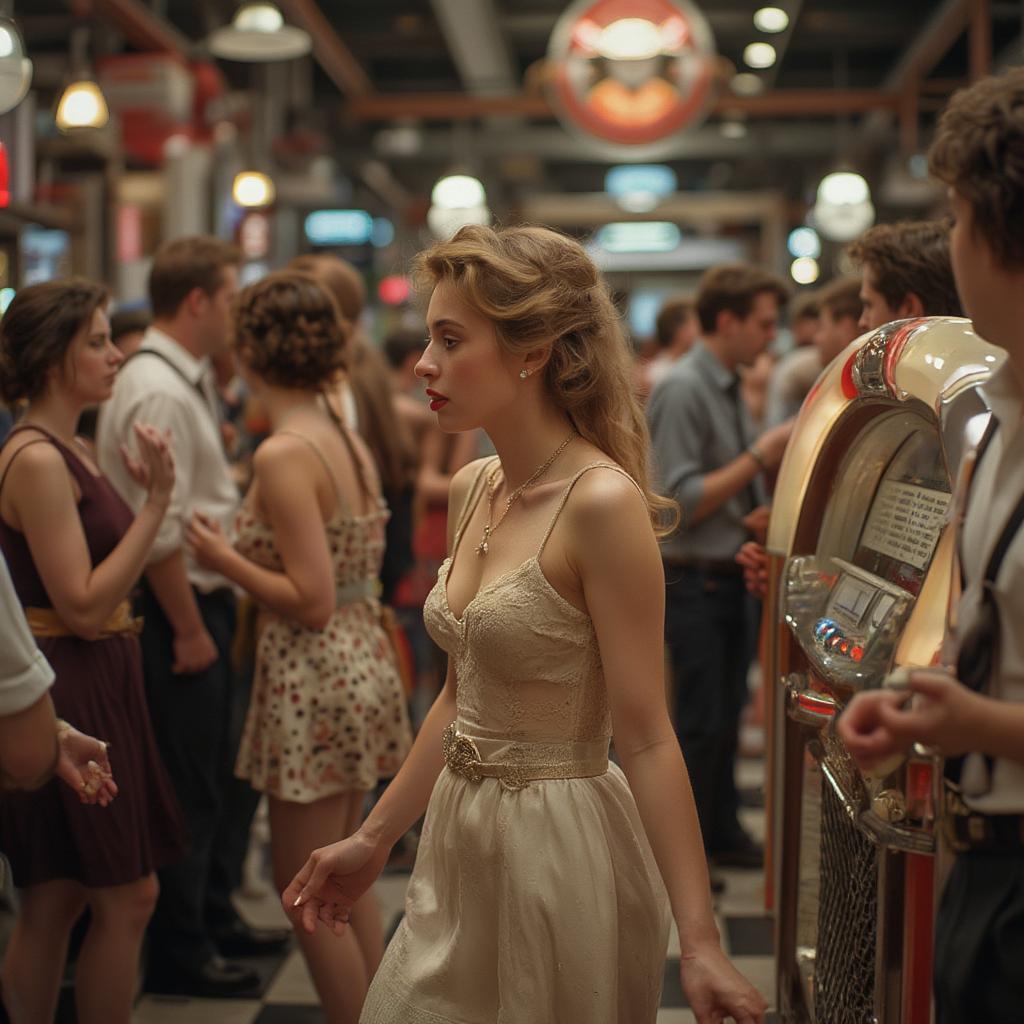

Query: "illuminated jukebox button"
<box><xmin>813</xmin><ymin>618</ymin><xmax>863</xmax><ymax>660</ymax></box>
<box><xmin>814</xmin><ymin>618</ymin><xmax>839</xmax><ymax>640</ymax></box>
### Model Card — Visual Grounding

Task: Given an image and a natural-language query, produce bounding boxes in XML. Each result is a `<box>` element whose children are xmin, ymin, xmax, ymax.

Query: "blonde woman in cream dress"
<box><xmin>285</xmin><ymin>226</ymin><xmax>766</xmax><ymax>1024</ymax></box>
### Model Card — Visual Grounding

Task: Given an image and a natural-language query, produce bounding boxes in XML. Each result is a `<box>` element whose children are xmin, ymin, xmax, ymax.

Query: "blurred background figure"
<box><xmin>109</xmin><ymin>308</ymin><xmax>151</xmax><ymax>359</ymax></box>
<box><xmin>638</xmin><ymin>295</ymin><xmax>698</xmax><ymax>399</ymax></box>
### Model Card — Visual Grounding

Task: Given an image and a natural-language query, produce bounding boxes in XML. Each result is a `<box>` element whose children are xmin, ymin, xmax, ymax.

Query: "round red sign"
<box><xmin>547</xmin><ymin>0</ymin><xmax>717</xmax><ymax>148</ymax></box>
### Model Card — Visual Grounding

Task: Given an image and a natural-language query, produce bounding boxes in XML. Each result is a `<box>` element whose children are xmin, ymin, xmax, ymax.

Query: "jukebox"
<box><xmin>765</xmin><ymin>317</ymin><xmax>1005</xmax><ymax>1024</ymax></box>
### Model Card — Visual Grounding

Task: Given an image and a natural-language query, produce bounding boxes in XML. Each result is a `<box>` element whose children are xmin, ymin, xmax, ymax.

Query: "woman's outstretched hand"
<box><xmin>55</xmin><ymin>722</ymin><xmax>118</xmax><ymax>807</ymax></box>
<box><xmin>283</xmin><ymin>830</ymin><xmax>392</xmax><ymax>936</ymax></box>
<box><xmin>681</xmin><ymin>944</ymin><xmax>767</xmax><ymax>1024</ymax></box>
<box><xmin>121</xmin><ymin>423</ymin><xmax>175</xmax><ymax>508</ymax></box>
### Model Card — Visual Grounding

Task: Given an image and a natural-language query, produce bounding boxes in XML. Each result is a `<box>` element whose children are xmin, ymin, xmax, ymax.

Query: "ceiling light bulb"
<box><xmin>208</xmin><ymin>2</ymin><xmax>311</xmax><ymax>61</ymax></box>
<box><xmin>232</xmin><ymin>170</ymin><xmax>275</xmax><ymax>208</ymax></box>
<box><xmin>234</xmin><ymin>2</ymin><xmax>284</xmax><ymax>33</ymax></box>
<box><xmin>790</xmin><ymin>257</ymin><xmax>820</xmax><ymax>285</ymax></box>
<box><xmin>55</xmin><ymin>80</ymin><xmax>109</xmax><ymax>132</ymax></box>
<box><xmin>720</xmin><ymin>118</ymin><xmax>747</xmax><ymax>139</ymax></box>
<box><xmin>743</xmin><ymin>42</ymin><xmax>776</xmax><ymax>69</ymax></box>
<box><xmin>787</xmin><ymin>226</ymin><xmax>821</xmax><ymax>259</ymax></box>
<box><xmin>595</xmin><ymin>17</ymin><xmax>663</xmax><ymax>61</ymax></box>
<box><xmin>0</xmin><ymin>17</ymin><xmax>31</xmax><ymax>116</ymax></box>
<box><xmin>431</xmin><ymin>174</ymin><xmax>486</xmax><ymax>210</ymax></box>
<box><xmin>730</xmin><ymin>72</ymin><xmax>764</xmax><ymax>96</ymax></box>
<box><xmin>817</xmin><ymin>171</ymin><xmax>870</xmax><ymax>206</ymax></box>
<box><xmin>753</xmin><ymin>7</ymin><xmax>789</xmax><ymax>33</ymax></box>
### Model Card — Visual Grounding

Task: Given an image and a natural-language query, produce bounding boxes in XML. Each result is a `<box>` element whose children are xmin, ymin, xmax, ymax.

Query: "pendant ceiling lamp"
<box><xmin>209</xmin><ymin>3</ymin><xmax>312</xmax><ymax>62</ymax></box>
<box><xmin>0</xmin><ymin>16</ymin><xmax>32</xmax><ymax>115</ymax></box>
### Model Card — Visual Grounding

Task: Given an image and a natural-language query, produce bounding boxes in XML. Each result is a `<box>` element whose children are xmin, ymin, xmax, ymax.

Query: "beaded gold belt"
<box><xmin>441</xmin><ymin>723</ymin><xmax>608</xmax><ymax>792</ymax></box>
<box><xmin>25</xmin><ymin>599</ymin><xmax>142</xmax><ymax>639</ymax></box>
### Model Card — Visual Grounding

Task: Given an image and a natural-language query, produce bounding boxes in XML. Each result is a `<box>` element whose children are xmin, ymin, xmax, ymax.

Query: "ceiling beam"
<box><xmin>276</xmin><ymin>0</ymin><xmax>373</xmax><ymax>97</ymax></box>
<box><xmin>431</xmin><ymin>0</ymin><xmax>517</xmax><ymax>95</ymax></box>
<box><xmin>373</xmin><ymin>123</ymin><xmax>844</xmax><ymax>163</ymax></box>
<box><xmin>348</xmin><ymin>88</ymin><xmax>900</xmax><ymax>122</ymax></box>
<box><xmin>65</xmin><ymin>0</ymin><xmax>192</xmax><ymax>57</ymax></box>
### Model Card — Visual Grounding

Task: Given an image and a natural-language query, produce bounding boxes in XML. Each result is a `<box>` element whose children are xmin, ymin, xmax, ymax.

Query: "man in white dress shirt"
<box><xmin>840</xmin><ymin>69</ymin><xmax>1024</xmax><ymax>1024</ymax></box>
<box><xmin>97</xmin><ymin>236</ymin><xmax>279</xmax><ymax>996</ymax></box>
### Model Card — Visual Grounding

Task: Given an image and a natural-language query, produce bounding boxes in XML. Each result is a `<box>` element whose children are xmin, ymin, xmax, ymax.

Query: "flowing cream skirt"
<box><xmin>360</xmin><ymin>762</ymin><xmax>671</xmax><ymax>1024</ymax></box>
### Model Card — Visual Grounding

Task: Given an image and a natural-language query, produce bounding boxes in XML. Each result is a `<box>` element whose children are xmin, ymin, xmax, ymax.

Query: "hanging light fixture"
<box><xmin>0</xmin><ymin>16</ymin><xmax>32</xmax><ymax>115</ymax></box>
<box><xmin>812</xmin><ymin>170</ymin><xmax>875</xmax><ymax>242</ymax></box>
<box><xmin>55</xmin><ymin>25</ymin><xmax>109</xmax><ymax>133</ymax></box>
<box><xmin>232</xmin><ymin>169</ymin><xmax>275</xmax><ymax>208</ymax></box>
<box><xmin>427</xmin><ymin>173</ymin><xmax>490</xmax><ymax>239</ymax></box>
<box><xmin>56</xmin><ymin>80</ymin><xmax>108</xmax><ymax>131</ymax></box>
<box><xmin>209</xmin><ymin>2</ymin><xmax>312</xmax><ymax>62</ymax></box>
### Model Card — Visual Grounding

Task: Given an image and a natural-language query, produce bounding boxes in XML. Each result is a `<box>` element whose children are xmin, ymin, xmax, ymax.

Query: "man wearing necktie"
<box><xmin>648</xmin><ymin>264</ymin><xmax>793</xmax><ymax>871</ymax></box>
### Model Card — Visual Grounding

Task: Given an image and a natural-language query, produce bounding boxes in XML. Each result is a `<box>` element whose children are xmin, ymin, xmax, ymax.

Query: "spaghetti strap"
<box><xmin>537</xmin><ymin>461</ymin><xmax>645</xmax><ymax>558</ymax></box>
<box><xmin>277</xmin><ymin>430</ymin><xmax>352</xmax><ymax>519</ymax></box>
<box><xmin>319</xmin><ymin>391</ymin><xmax>379</xmax><ymax>511</ymax></box>
<box><xmin>451</xmin><ymin>457</ymin><xmax>499</xmax><ymax>558</ymax></box>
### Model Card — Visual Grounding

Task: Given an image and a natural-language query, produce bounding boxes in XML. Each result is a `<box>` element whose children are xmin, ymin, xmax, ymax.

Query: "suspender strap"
<box><xmin>122</xmin><ymin>347</ymin><xmax>208</xmax><ymax>400</ymax></box>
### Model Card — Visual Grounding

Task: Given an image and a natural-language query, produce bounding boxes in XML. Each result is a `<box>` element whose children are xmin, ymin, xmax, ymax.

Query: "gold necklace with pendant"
<box><xmin>476</xmin><ymin>430</ymin><xmax>578</xmax><ymax>556</ymax></box>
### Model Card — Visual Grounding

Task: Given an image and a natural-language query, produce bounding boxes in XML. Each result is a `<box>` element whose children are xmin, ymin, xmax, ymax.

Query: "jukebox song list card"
<box><xmin>860</xmin><ymin>481</ymin><xmax>951</xmax><ymax>571</ymax></box>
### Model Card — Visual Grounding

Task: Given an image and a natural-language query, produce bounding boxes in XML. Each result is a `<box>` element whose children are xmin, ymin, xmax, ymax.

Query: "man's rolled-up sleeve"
<box><xmin>0</xmin><ymin>556</ymin><xmax>54</xmax><ymax>716</ymax></box>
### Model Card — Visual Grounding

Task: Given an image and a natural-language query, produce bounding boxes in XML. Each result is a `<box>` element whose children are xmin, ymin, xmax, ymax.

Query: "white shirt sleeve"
<box><xmin>100</xmin><ymin>388</ymin><xmax>197</xmax><ymax>565</ymax></box>
<box><xmin>0</xmin><ymin>555</ymin><xmax>54</xmax><ymax>716</ymax></box>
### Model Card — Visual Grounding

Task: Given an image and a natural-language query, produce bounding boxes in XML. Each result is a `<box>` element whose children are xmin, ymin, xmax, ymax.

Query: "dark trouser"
<box><xmin>137</xmin><ymin>583</ymin><xmax>240</xmax><ymax>970</ymax></box>
<box><xmin>934</xmin><ymin>850</ymin><xmax>1024</xmax><ymax>1024</ymax></box>
<box><xmin>664</xmin><ymin>567</ymin><xmax>751</xmax><ymax>853</ymax></box>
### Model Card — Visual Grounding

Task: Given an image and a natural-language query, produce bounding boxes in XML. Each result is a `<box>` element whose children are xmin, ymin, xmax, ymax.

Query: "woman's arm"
<box><xmin>9</xmin><ymin>426</ymin><xmax>173</xmax><ymax>640</ymax></box>
<box><xmin>569</xmin><ymin>471</ymin><xmax>718</xmax><ymax>950</ymax></box>
<box><xmin>188</xmin><ymin>437</ymin><xmax>337</xmax><ymax>630</ymax></box>
<box><xmin>284</xmin><ymin>460</ymin><xmax>482</xmax><ymax>928</ymax></box>
<box><xmin>570</xmin><ymin>471</ymin><xmax>765</xmax><ymax>1023</ymax></box>
<box><xmin>348</xmin><ymin>458</ymin><xmax>482</xmax><ymax>845</ymax></box>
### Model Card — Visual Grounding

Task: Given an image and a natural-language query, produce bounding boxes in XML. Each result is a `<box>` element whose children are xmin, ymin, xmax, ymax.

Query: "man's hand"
<box><xmin>736</xmin><ymin>541</ymin><xmax>770</xmax><ymax>598</ymax></box>
<box><xmin>55</xmin><ymin>723</ymin><xmax>117</xmax><ymax>806</ymax></box>
<box><xmin>740</xmin><ymin>507</ymin><xmax>771</xmax><ymax>545</ymax></box>
<box><xmin>172</xmin><ymin>627</ymin><xmax>218</xmax><ymax>675</ymax></box>
<box><xmin>839</xmin><ymin>669</ymin><xmax>985</xmax><ymax>771</ymax></box>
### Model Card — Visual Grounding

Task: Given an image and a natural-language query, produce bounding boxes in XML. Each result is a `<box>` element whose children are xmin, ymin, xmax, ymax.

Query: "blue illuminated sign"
<box><xmin>304</xmin><ymin>209</ymin><xmax>374</xmax><ymax>247</ymax></box>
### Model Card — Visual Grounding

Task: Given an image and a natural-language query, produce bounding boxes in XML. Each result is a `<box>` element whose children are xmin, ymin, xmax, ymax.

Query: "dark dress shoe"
<box><xmin>214</xmin><ymin>919</ymin><xmax>292</xmax><ymax>957</ymax></box>
<box><xmin>146</xmin><ymin>954</ymin><xmax>261</xmax><ymax>998</ymax></box>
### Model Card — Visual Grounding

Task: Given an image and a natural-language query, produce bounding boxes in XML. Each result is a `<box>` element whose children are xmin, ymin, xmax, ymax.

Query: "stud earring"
<box><xmin>519</xmin><ymin>369</ymin><xmax>529</xmax><ymax>379</ymax></box>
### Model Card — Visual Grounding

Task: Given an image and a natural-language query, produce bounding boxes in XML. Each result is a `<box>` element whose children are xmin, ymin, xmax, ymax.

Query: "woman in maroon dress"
<box><xmin>0</xmin><ymin>280</ymin><xmax>184</xmax><ymax>1024</ymax></box>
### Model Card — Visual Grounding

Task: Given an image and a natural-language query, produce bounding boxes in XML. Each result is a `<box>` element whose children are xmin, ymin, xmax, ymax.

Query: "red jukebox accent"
<box><xmin>546</xmin><ymin>0</ymin><xmax>716</xmax><ymax>147</ymax></box>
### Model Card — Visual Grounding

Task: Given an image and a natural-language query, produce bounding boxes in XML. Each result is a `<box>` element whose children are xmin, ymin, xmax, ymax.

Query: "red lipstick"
<box><xmin>426</xmin><ymin>388</ymin><xmax>449</xmax><ymax>412</ymax></box>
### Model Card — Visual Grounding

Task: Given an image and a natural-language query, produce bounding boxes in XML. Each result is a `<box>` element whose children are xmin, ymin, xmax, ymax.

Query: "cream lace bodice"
<box><xmin>423</xmin><ymin>459</ymin><xmax>639</xmax><ymax>747</ymax></box>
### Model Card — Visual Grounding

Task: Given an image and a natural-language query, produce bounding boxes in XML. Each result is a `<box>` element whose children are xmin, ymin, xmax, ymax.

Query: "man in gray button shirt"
<box><xmin>648</xmin><ymin>264</ymin><xmax>792</xmax><ymax>867</ymax></box>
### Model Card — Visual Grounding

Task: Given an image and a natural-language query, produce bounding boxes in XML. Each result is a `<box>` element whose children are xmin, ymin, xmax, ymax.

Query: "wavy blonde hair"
<box><xmin>413</xmin><ymin>224</ymin><xmax>677</xmax><ymax>534</ymax></box>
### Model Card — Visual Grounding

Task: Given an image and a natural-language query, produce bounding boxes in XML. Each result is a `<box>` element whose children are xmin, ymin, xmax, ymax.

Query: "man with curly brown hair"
<box><xmin>840</xmin><ymin>68</ymin><xmax>1024</xmax><ymax>1024</ymax></box>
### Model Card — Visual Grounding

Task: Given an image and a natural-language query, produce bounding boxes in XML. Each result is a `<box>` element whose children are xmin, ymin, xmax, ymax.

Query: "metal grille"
<box><xmin>813</xmin><ymin>773</ymin><xmax>878</xmax><ymax>1024</ymax></box>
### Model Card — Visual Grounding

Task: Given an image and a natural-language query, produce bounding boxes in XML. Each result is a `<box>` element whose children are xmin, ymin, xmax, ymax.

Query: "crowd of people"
<box><xmin>0</xmin><ymin>67</ymin><xmax>1021</xmax><ymax>1024</ymax></box>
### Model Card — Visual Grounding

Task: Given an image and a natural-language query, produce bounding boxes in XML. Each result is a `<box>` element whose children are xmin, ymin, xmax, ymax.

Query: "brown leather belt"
<box><xmin>25</xmin><ymin>599</ymin><xmax>143</xmax><ymax>639</ymax></box>
<box><xmin>942</xmin><ymin>783</ymin><xmax>1024</xmax><ymax>853</ymax></box>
